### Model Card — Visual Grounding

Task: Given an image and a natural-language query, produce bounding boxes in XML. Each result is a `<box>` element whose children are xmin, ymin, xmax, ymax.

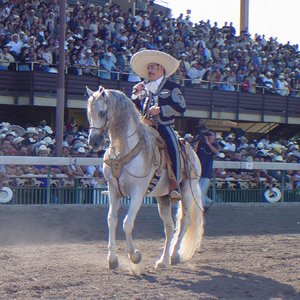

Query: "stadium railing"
<box><xmin>1</xmin><ymin>69</ymin><xmax>300</xmax><ymax>124</ymax></box>
<box><xmin>0</xmin><ymin>156</ymin><xmax>299</xmax><ymax>205</ymax></box>
<box><xmin>2</xmin><ymin>61</ymin><xmax>300</xmax><ymax>97</ymax></box>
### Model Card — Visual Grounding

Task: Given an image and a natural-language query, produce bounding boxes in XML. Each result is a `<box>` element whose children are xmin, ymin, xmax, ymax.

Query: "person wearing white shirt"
<box><xmin>224</xmin><ymin>135</ymin><xmax>236</xmax><ymax>152</ymax></box>
<box><xmin>130</xmin><ymin>50</ymin><xmax>186</xmax><ymax>200</ymax></box>
<box><xmin>0</xmin><ymin>45</ymin><xmax>15</xmax><ymax>70</ymax></box>
<box><xmin>7</xmin><ymin>33</ymin><xmax>23</xmax><ymax>56</ymax></box>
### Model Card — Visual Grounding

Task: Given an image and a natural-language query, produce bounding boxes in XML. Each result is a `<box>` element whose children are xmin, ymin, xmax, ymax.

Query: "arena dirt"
<box><xmin>0</xmin><ymin>204</ymin><xmax>299</xmax><ymax>299</ymax></box>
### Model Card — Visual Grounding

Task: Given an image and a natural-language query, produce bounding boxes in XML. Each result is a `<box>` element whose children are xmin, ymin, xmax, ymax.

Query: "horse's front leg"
<box><xmin>155</xmin><ymin>196</ymin><xmax>174</xmax><ymax>269</ymax></box>
<box><xmin>123</xmin><ymin>193</ymin><xmax>144</xmax><ymax>265</ymax></box>
<box><xmin>107</xmin><ymin>188</ymin><xmax>122</xmax><ymax>270</ymax></box>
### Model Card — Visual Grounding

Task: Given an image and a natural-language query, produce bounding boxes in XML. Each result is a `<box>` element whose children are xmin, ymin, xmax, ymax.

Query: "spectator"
<box><xmin>100</xmin><ymin>52</ymin><xmax>119</xmax><ymax>80</ymax></box>
<box><xmin>0</xmin><ymin>44</ymin><xmax>15</xmax><ymax>70</ymax></box>
<box><xmin>194</xmin><ymin>130</ymin><xmax>219</xmax><ymax>212</ymax></box>
<box><xmin>224</xmin><ymin>134</ymin><xmax>236</xmax><ymax>152</ymax></box>
<box><xmin>242</xmin><ymin>70</ymin><xmax>257</xmax><ymax>93</ymax></box>
<box><xmin>0</xmin><ymin>153</ymin><xmax>8</xmax><ymax>189</ymax></box>
<box><xmin>115</xmin><ymin>47</ymin><xmax>131</xmax><ymax>79</ymax></box>
<box><xmin>66</xmin><ymin>118</ymin><xmax>77</xmax><ymax>132</ymax></box>
<box><xmin>201</xmin><ymin>69</ymin><xmax>213</xmax><ymax>89</ymax></box>
<box><xmin>78</xmin><ymin>49</ymin><xmax>96</xmax><ymax>75</ymax></box>
<box><xmin>262</xmin><ymin>71</ymin><xmax>275</xmax><ymax>94</ymax></box>
<box><xmin>34</xmin><ymin>44</ymin><xmax>50</xmax><ymax>72</ymax></box>
<box><xmin>186</xmin><ymin>61</ymin><xmax>205</xmax><ymax>85</ymax></box>
<box><xmin>41</xmin><ymin>44</ymin><xmax>54</xmax><ymax>66</ymax></box>
<box><xmin>274</xmin><ymin>74</ymin><xmax>289</xmax><ymax>96</ymax></box>
<box><xmin>6</xmin><ymin>33</ymin><xmax>23</xmax><ymax>57</ymax></box>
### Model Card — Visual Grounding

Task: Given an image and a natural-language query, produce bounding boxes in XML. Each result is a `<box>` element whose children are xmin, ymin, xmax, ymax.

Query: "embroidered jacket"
<box><xmin>145</xmin><ymin>78</ymin><xmax>186</xmax><ymax>126</ymax></box>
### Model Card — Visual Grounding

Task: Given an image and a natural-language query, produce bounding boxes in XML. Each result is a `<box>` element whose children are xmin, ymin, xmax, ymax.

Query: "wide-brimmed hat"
<box><xmin>184</xmin><ymin>133</ymin><xmax>193</xmax><ymax>140</ymax></box>
<box><xmin>130</xmin><ymin>50</ymin><xmax>180</xmax><ymax>80</ymax></box>
<box><xmin>0</xmin><ymin>187</ymin><xmax>13</xmax><ymax>204</ymax></box>
<box><xmin>77</xmin><ymin>146</ymin><xmax>86</xmax><ymax>153</ymax></box>
<box><xmin>35</xmin><ymin>144</ymin><xmax>50</xmax><ymax>155</ymax></box>
<box><xmin>43</xmin><ymin>136</ymin><xmax>55</xmax><ymax>145</ymax></box>
<box><xmin>274</xmin><ymin>155</ymin><xmax>284</xmax><ymax>162</ymax></box>
<box><xmin>25</xmin><ymin>127</ymin><xmax>38</xmax><ymax>135</ymax></box>
<box><xmin>43</xmin><ymin>126</ymin><xmax>53</xmax><ymax>134</ymax></box>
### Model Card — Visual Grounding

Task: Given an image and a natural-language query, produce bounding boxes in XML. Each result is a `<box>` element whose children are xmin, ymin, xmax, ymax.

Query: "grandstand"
<box><xmin>0</xmin><ymin>0</ymin><xmax>299</xmax><ymax>205</ymax></box>
<box><xmin>0</xmin><ymin>0</ymin><xmax>299</xmax><ymax>138</ymax></box>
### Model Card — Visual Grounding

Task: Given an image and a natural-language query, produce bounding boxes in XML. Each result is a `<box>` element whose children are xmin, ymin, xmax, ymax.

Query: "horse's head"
<box><xmin>87</xmin><ymin>86</ymin><xmax>108</xmax><ymax>150</ymax></box>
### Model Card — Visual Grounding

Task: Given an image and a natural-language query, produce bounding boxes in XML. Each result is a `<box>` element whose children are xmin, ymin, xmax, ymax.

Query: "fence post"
<box><xmin>281</xmin><ymin>171</ymin><xmax>285</xmax><ymax>202</ymax></box>
<box><xmin>212</xmin><ymin>168</ymin><xmax>217</xmax><ymax>202</ymax></box>
<box><xmin>46</xmin><ymin>167</ymin><xmax>51</xmax><ymax>204</ymax></box>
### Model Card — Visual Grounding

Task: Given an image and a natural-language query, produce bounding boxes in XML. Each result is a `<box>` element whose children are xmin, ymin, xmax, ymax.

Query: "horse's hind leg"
<box><xmin>155</xmin><ymin>196</ymin><xmax>174</xmax><ymax>269</ymax></box>
<box><xmin>170</xmin><ymin>181</ymin><xmax>191</xmax><ymax>265</ymax></box>
<box><xmin>107</xmin><ymin>191</ymin><xmax>122</xmax><ymax>270</ymax></box>
<box><xmin>123</xmin><ymin>194</ymin><xmax>144</xmax><ymax>265</ymax></box>
<box><xmin>170</xmin><ymin>179</ymin><xmax>203</xmax><ymax>265</ymax></box>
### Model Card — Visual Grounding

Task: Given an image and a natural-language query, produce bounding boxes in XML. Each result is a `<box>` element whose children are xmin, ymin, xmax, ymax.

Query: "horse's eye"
<box><xmin>99</xmin><ymin>111</ymin><xmax>106</xmax><ymax>118</ymax></box>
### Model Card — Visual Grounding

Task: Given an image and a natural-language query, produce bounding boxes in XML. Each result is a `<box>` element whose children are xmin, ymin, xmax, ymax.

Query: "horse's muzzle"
<box><xmin>88</xmin><ymin>132</ymin><xmax>105</xmax><ymax>150</ymax></box>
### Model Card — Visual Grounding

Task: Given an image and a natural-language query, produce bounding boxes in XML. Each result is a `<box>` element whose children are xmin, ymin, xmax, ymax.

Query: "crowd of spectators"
<box><xmin>0</xmin><ymin>1</ymin><xmax>300</xmax><ymax>193</ymax></box>
<box><xmin>184</xmin><ymin>126</ymin><xmax>300</xmax><ymax>190</ymax></box>
<box><xmin>0</xmin><ymin>119</ymin><xmax>300</xmax><ymax>191</ymax></box>
<box><xmin>0</xmin><ymin>120</ymin><xmax>106</xmax><ymax>195</ymax></box>
<box><xmin>0</xmin><ymin>0</ymin><xmax>300</xmax><ymax>97</ymax></box>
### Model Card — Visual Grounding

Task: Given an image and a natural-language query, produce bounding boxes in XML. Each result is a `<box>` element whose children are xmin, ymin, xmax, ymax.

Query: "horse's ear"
<box><xmin>98</xmin><ymin>85</ymin><xmax>105</xmax><ymax>96</ymax></box>
<box><xmin>86</xmin><ymin>86</ymin><xmax>94</xmax><ymax>97</ymax></box>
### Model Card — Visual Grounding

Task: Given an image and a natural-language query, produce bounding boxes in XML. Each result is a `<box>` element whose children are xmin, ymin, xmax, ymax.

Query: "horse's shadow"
<box><xmin>142</xmin><ymin>265</ymin><xmax>299</xmax><ymax>299</ymax></box>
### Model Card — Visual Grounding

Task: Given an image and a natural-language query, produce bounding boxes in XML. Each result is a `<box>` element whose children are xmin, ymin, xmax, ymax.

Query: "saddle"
<box><xmin>147</xmin><ymin>126</ymin><xmax>200</xmax><ymax>192</ymax></box>
<box><xmin>103</xmin><ymin>125</ymin><xmax>199</xmax><ymax>198</ymax></box>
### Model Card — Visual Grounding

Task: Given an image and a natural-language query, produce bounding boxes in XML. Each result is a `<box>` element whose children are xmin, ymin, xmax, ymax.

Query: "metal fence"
<box><xmin>209</xmin><ymin>188</ymin><xmax>300</xmax><ymax>204</ymax></box>
<box><xmin>8</xmin><ymin>186</ymin><xmax>155</xmax><ymax>206</ymax></box>
<box><xmin>4</xmin><ymin>185</ymin><xmax>299</xmax><ymax>205</ymax></box>
<box><xmin>1</xmin><ymin>157</ymin><xmax>300</xmax><ymax>205</ymax></box>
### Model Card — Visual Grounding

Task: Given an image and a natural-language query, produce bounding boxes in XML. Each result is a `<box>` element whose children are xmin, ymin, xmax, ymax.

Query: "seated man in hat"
<box><xmin>130</xmin><ymin>50</ymin><xmax>186</xmax><ymax>199</ymax></box>
<box><xmin>0</xmin><ymin>45</ymin><xmax>15</xmax><ymax>70</ymax></box>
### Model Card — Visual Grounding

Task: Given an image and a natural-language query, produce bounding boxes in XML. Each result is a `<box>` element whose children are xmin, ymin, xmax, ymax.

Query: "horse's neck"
<box><xmin>109</xmin><ymin>117</ymin><xmax>139</xmax><ymax>154</ymax></box>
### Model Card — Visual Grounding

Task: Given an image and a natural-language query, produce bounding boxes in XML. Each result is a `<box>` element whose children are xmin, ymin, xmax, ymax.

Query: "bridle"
<box><xmin>88</xmin><ymin>88</ymin><xmax>109</xmax><ymax>133</ymax></box>
<box><xmin>88</xmin><ymin>112</ymin><xmax>109</xmax><ymax>133</ymax></box>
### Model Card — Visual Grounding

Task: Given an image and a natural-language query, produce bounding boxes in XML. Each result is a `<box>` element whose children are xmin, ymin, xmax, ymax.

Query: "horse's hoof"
<box><xmin>170</xmin><ymin>255</ymin><xmax>180</xmax><ymax>265</ymax></box>
<box><xmin>129</xmin><ymin>250</ymin><xmax>142</xmax><ymax>264</ymax></box>
<box><xmin>108</xmin><ymin>256</ymin><xmax>119</xmax><ymax>270</ymax></box>
<box><xmin>155</xmin><ymin>260</ymin><xmax>166</xmax><ymax>269</ymax></box>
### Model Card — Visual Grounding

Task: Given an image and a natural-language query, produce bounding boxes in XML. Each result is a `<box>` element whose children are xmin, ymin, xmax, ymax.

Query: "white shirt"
<box><xmin>131</xmin><ymin>76</ymin><xmax>163</xmax><ymax>100</ymax></box>
<box><xmin>224</xmin><ymin>141</ymin><xmax>236</xmax><ymax>152</ymax></box>
<box><xmin>7</xmin><ymin>40</ymin><xmax>23</xmax><ymax>55</ymax></box>
<box><xmin>145</xmin><ymin>76</ymin><xmax>164</xmax><ymax>94</ymax></box>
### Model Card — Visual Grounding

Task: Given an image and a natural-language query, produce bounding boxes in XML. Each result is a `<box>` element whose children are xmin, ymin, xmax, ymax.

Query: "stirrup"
<box><xmin>169</xmin><ymin>189</ymin><xmax>182</xmax><ymax>200</ymax></box>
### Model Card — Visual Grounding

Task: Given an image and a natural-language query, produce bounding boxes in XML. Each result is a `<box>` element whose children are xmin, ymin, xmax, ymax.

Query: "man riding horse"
<box><xmin>130</xmin><ymin>50</ymin><xmax>186</xmax><ymax>200</ymax></box>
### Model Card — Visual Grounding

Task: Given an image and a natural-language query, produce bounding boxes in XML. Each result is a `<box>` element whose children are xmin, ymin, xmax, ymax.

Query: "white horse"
<box><xmin>87</xmin><ymin>86</ymin><xmax>205</xmax><ymax>270</ymax></box>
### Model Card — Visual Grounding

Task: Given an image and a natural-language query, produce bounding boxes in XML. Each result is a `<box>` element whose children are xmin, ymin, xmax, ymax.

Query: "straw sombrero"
<box><xmin>130</xmin><ymin>50</ymin><xmax>180</xmax><ymax>80</ymax></box>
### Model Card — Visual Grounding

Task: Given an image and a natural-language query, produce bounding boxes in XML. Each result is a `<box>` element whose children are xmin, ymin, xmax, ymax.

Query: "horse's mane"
<box><xmin>106</xmin><ymin>89</ymin><xmax>157</xmax><ymax>160</ymax></box>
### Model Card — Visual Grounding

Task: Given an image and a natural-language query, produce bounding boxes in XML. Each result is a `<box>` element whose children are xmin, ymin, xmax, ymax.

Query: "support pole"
<box><xmin>55</xmin><ymin>0</ymin><xmax>66</xmax><ymax>156</ymax></box>
<box><xmin>240</xmin><ymin>0</ymin><xmax>249</xmax><ymax>33</ymax></box>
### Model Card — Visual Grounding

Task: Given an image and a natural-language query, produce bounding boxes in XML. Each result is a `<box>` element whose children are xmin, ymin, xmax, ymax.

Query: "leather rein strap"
<box><xmin>104</xmin><ymin>142</ymin><xmax>142</xmax><ymax>197</ymax></box>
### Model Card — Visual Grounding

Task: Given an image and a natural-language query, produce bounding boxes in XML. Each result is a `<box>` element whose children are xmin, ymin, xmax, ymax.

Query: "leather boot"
<box><xmin>168</xmin><ymin>178</ymin><xmax>181</xmax><ymax>200</ymax></box>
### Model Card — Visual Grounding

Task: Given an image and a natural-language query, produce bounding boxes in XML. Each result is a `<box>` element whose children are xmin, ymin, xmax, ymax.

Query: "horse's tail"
<box><xmin>171</xmin><ymin>179</ymin><xmax>205</xmax><ymax>262</ymax></box>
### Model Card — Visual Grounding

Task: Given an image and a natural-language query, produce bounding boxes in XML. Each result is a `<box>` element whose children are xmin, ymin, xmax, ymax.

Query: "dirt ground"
<box><xmin>0</xmin><ymin>203</ymin><xmax>299</xmax><ymax>300</ymax></box>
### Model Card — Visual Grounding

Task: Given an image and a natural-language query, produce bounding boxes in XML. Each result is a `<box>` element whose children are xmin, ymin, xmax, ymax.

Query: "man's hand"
<box><xmin>132</xmin><ymin>82</ymin><xmax>145</xmax><ymax>94</ymax></box>
<box><xmin>148</xmin><ymin>105</ymin><xmax>160</xmax><ymax>116</ymax></box>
